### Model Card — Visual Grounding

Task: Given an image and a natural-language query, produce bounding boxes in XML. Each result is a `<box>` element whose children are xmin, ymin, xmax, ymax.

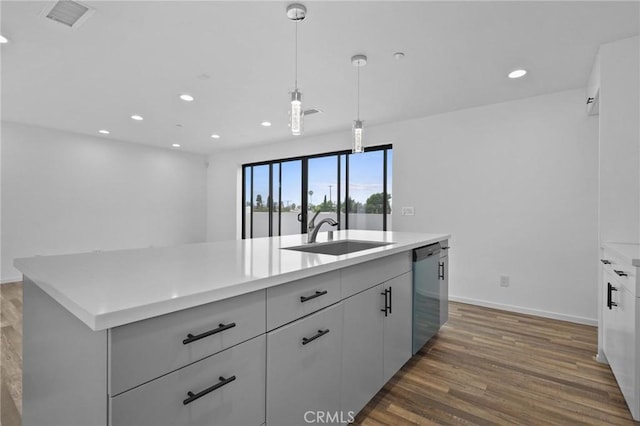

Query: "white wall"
<box><xmin>207</xmin><ymin>89</ymin><xmax>599</xmax><ymax>324</ymax></box>
<box><xmin>599</xmin><ymin>36</ymin><xmax>640</xmax><ymax>244</ymax></box>
<box><xmin>1</xmin><ymin>122</ymin><xmax>207</xmax><ymax>282</ymax></box>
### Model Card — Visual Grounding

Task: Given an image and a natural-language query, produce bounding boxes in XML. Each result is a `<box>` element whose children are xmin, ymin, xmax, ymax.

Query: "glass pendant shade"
<box><xmin>290</xmin><ymin>89</ymin><xmax>303</xmax><ymax>136</ymax></box>
<box><xmin>353</xmin><ymin>120</ymin><xmax>363</xmax><ymax>153</ymax></box>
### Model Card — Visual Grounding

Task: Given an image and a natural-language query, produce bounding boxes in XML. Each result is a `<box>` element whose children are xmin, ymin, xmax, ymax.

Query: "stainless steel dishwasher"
<box><xmin>412</xmin><ymin>242</ymin><xmax>441</xmax><ymax>354</ymax></box>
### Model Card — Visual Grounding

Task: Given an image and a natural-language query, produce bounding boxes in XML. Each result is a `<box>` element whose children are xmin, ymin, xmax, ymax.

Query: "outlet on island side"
<box><xmin>500</xmin><ymin>275</ymin><xmax>510</xmax><ymax>287</ymax></box>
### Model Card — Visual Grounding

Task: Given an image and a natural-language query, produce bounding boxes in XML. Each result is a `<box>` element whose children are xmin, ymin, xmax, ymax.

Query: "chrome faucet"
<box><xmin>307</xmin><ymin>212</ymin><xmax>338</xmax><ymax>243</ymax></box>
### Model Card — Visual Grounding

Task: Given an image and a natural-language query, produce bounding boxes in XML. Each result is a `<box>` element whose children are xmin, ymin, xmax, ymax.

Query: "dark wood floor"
<box><xmin>1</xmin><ymin>282</ymin><xmax>638</xmax><ymax>425</ymax></box>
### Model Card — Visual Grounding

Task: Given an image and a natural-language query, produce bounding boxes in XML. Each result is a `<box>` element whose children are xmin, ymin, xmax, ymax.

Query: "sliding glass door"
<box><xmin>242</xmin><ymin>145</ymin><xmax>391</xmax><ymax>239</ymax></box>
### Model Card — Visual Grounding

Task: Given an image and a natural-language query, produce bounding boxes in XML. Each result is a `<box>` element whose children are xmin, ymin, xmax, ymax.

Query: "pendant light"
<box><xmin>287</xmin><ymin>4</ymin><xmax>306</xmax><ymax>136</ymax></box>
<box><xmin>351</xmin><ymin>54</ymin><xmax>367</xmax><ymax>153</ymax></box>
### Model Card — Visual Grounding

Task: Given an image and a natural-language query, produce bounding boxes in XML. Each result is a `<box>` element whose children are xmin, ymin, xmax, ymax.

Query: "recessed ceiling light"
<box><xmin>98</xmin><ymin>129</ymin><xmax>110</xmax><ymax>135</ymax></box>
<box><xmin>172</xmin><ymin>143</ymin><xmax>181</xmax><ymax>148</ymax></box>
<box><xmin>393</xmin><ymin>52</ymin><xmax>405</xmax><ymax>60</ymax></box>
<box><xmin>179</xmin><ymin>94</ymin><xmax>194</xmax><ymax>102</ymax></box>
<box><xmin>0</xmin><ymin>35</ymin><xmax>9</xmax><ymax>44</ymax></box>
<box><xmin>211</xmin><ymin>134</ymin><xmax>221</xmax><ymax>139</ymax></box>
<box><xmin>261</xmin><ymin>121</ymin><xmax>272</xmax><ymax>127</ymax></box>
<box><xmin>508</xmin><ymin>69</ymin><xmax>527</xmax><ymax>79</ymax></box>
<box><xmin>131</xmin><ymin>115</ymin><xmax>144</xmax><ymax>121</ymax></box>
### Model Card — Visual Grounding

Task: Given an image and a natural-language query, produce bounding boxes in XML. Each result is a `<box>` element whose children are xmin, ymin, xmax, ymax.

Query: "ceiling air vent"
<box><xmin>43</xmin><ymin>1</ymin><xmax>94</xmax><ymax>29</ymax></box>
<box><xmin>303</xmin><ymin>108</ymin><xmax>323</xmax><ymax>116</ymax></box>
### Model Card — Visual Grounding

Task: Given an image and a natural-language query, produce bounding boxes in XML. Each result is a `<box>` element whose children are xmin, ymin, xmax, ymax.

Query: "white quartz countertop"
<box><xmin>14</xmin><ymin>230</ymin><xmax>449</xmax><ymax>331</ymax></box>
<box><xmin>603</xmin><ymin>242</ymin><xmax>640</xmax><ymax>267</ymax></box>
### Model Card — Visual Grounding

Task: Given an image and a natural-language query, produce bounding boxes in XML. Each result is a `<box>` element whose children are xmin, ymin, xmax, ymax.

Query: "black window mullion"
<box><xmin>383</xmin><ymin>149</ymin><xmax>388</xmax><ymax>231</ymax></box>
<box><xmin>250</xmin><ymin>166</ymin><xmax>254</xmax><ymax>238</ymax></box>
<box><xmin>301</xmin><ymin>158</ymin><xmax>309</xmax><ymax>234</ymax></box>
<box><xmin>278</xmin><ymin>163</ymin><xmax>282</xmax><ymax>236</ymax></box>
<box><xmin>241</xmin><ymin>166</ymin><xmax>246</xmax><ymax>239</ymax></box>
<box><xmin>268</xmin><ymin>164</ymin><xmax>273</xmax><ymax>236</ymax></box>
<box><xmin>345</xmin><ymin>153</ymin><xmax>350</xmax><ymax>230</ymax></box>
<box><xmin>336</xmin><ymin>155</ymin><xmax>341</xmax><ymax>230</ymax></box>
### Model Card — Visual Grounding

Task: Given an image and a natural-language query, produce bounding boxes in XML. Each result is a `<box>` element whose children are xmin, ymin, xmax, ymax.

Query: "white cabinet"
<box><xmin>341</xmin><ymin>271</ymin><xmax>412</xmax><ymax>416</ymax></box>
<box><xmin>601</xmin><ymin>245</ymin><xmax>640</xmax><ymax>420</ymax></box>
<box><xmin>266</xmin><ymin>303</ymin><xmax>344</xmax><ymax>426</ymax></box>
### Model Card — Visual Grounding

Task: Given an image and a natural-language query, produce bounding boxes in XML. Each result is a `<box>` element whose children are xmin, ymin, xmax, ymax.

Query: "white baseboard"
<box><xmin>1</xmin><ymin>276</ymin><xmax>22</xmax><ymax>285</ymax></box>
<box><xmin>449</xmin><ymin>295</ymin><xmax>597</xmax><ymax>326</ymax></box>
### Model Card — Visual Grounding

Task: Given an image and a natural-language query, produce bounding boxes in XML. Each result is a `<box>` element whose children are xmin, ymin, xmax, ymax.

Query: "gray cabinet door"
<box><xmin>110</xmin><ymin>335</ymin><xmax>266</xmax><ymax>426</ymax></box>
<box><xmin>341</xmin><ymin>284</ymin><xmax>384</xmax><ymax>416</ymax></box>
<box><xmin>382</xmin><ymin>272</ymin><xmax>413</xmax><ymax>383</ymax></box>
<box><xmin>266</xmin><ymin>303</ymin><xmax>343</xmax><ymax>426</ymax></box>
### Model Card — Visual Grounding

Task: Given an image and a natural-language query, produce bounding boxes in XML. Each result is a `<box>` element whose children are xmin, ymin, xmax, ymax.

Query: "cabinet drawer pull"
<box><xmin>183</xmin><ymin>375</ymin><xmax>236</xmax><ymax>405</ymax></box>
<box><xmin>439</xmin><ymin>262</ymin><xmax>445</xmax><ymax>280</ymax></box>
<box><xmin>381</xmin><ymin>289</ymin><xmax>389</xmax><ymax>317</ymax></box>
<box><xmin>600</xmin><ymin>259</ymin><xmax>611</xmax><ymax>264</ymax></box>
<box><xmin>302</xmin><ymin>329</ymin><xmax>330</xmax><ymax>345</ymax></box>
<box><xmin>389</xmin><ymin>287</ymin><xmax>393</xmax><ymax>314</ymax></box>
<box><xmin>614</xmin><ymin>270</ymin><xmax>628</xmax><ymax>277</ymax></box>
<box><xmin>607</xmin><ymin>283</ymin><xmax>618</xmax><ymax>309</ymax></box>
<box><xmin>183</xmin><ymin>322</ymin><xmax>237</xmax><ymax>345</ymax></box>
<box><xmin>441</xmin><ymin>246</ymin><xmax>450</xmax><ymax>250</ymax></box>
<box><xmin>300</xmin><ymin>290</ymin><xmax>328</xmax><ymax>303</ymax></box>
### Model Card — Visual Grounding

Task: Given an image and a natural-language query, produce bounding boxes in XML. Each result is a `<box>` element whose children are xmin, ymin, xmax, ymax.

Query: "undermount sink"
<box><xmin>282</xmin><ymin>239</ymin><xmax>393</xmax><ymax>256</ymax></box>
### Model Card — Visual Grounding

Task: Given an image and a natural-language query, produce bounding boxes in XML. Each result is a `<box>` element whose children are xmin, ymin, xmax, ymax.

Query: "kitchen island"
<box><xmin>15</xmin><ymin>230</ymin><xmax>450</xmax><ymax>426</ymax></box>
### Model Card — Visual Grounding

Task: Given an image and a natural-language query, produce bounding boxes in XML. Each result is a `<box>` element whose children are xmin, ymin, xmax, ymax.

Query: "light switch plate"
<box><xmin>401</xmin><ymin>206</ymin><xmax>415</xmax><ymax>216</ymax></box>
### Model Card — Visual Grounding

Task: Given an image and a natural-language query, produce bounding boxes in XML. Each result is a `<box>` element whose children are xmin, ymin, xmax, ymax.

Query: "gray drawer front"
<box><xmin>110</xmin><ymin>290</ymin><xmax>265</xmax><ymax>395</ymax></box>
<box><xmin>111</xmin><ymin>335</ymin><xmax>265</xmax><ymax>426</ymax></box>
<box><xmin>341</xmin><ymin>252</ymin><xmax>412</xmax><ymax>298</ymax></box>
<box><xmin>267</xmin><ymin>303</ymin><xmax>343</xmax><ymax>426</ymax></box>
<box><xmin>267</xmin><ymin>270</ymin><xmax>341</xmax><ymax>330</ymax></box>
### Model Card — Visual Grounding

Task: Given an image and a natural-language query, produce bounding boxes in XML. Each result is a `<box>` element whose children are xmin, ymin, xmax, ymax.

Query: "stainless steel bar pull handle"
<box><xmin>183</xmin><ymin>322</ymin><xmax>236</xmax><ymax>345</ymax></box>
<box><xmin>183</xmin><ymin>375</ymin><xmax>236</xmax><ymax>405</ymax></box>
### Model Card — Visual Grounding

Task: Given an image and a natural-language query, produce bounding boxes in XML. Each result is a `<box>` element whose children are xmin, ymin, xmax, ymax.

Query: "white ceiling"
<box><xmin>1</xmin><ymin>1</ymin><xmax>638</xmax><ymax>155</ymax></box>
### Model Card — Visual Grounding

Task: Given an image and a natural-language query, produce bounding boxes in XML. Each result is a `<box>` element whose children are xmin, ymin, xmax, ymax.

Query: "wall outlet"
<box><xmin>500</xmin><ymin>275</ymin><xmax>510</xmax><ymax>287</ymax></box>
<box><xmin>401</xmin><ymin>206</ymin><xmax>415</xmax><ymax>216</ymax></box>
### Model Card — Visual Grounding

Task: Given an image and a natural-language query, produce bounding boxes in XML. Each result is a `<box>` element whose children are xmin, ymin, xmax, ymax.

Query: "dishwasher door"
<box><xmin>412</xmin><ymin>243</ymin><xmax>441</xmax><ymax>355</ymax></box>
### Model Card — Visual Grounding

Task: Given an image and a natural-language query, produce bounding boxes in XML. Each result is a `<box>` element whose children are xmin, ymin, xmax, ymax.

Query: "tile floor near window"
<box><xmin>0</xmin><ymin>282</ymin><xmax>637</xmax><ymax>426</ymax></box>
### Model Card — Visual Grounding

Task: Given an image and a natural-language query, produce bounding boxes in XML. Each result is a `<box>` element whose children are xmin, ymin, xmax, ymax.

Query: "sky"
<box><xmin>248</xmin><ymin>149</ymin><xmax>392</xmax><ymax>208</ymax></box>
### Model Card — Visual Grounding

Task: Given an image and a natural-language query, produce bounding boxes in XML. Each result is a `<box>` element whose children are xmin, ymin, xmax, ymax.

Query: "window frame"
<box><xmin>242</xmin><ymin>144</ymin><xmax>392</xmax><ymax>239</ymax></box>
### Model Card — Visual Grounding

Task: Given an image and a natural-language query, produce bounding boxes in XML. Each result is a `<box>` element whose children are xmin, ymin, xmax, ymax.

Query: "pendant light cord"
<box><xmin>357</xmin><ymin>65</ymin><xmax>360</xmax><ymax>120</ymax></box>
<box><xmin>294</xmin><ymin>22</ymin><xmax>298</xmax><ymax>89</ymax></box>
